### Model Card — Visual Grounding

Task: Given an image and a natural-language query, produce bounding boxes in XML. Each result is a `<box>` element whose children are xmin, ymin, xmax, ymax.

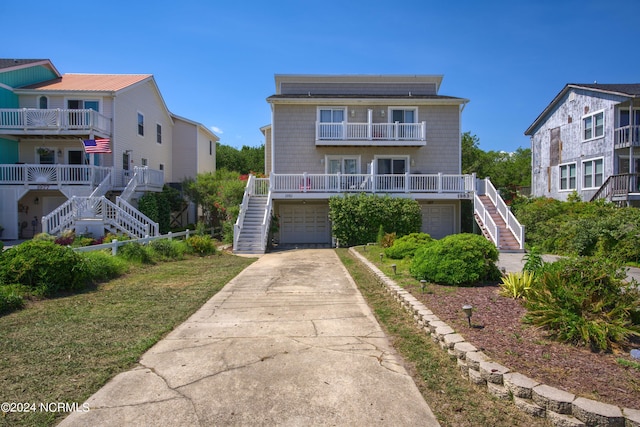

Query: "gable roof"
<box><xmin>525</xmin><ymin>83</ymin><xmax>640</xmax><ymax>136</ymax></box>
<box><xmin>17</xmin><ymin>73</ymin><xmax>152</xmax><ymax>92</ymax></box>
<box><xmin>0</xmin><ymin>58</ymin><xmax>60</xmax><ymax>76</ymax></box>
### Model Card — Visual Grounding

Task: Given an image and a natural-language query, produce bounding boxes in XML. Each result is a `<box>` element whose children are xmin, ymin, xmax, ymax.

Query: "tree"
<box><xmin>216</xmin><ymin>143</ymin><xmax>265</xmax><ymax>174</ymax></box>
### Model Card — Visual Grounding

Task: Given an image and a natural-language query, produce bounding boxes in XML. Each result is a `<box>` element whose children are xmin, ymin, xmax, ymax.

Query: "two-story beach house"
<box><xmin>234</xmin><ymin>74</ymin><xmax>524</xmax><ymax>254</ymax></box>
<box><xmin>525</xmin><ymin>83</ymin><xmax>640</xmax><ymax>206</ymax></box>
<box><xmin>0</xmin><ymin>58</ymin><xmax>217</xmax><ymax>240</ymax></box>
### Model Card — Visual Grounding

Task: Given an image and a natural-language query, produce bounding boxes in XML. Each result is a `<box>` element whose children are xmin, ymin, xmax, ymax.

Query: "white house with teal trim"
<box><xmin>0</xmin><ymin>59</ymin><xmax>218</xmax><ymax>240</ymax></box>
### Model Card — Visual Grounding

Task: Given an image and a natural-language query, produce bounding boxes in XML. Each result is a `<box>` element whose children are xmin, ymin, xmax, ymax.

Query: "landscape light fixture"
<box><xmin>420</xmin><ymin>279</ymin><xmax>427</xmax><ymax>293</ymax></box>
<box><xmin>379</xmin><ymin>253</ymin><xmax>383</xmax><ymax>262</ymax></box>
<box><xmin>391</xmin><ymin>264</ymin><xmax>396</xmax><ymax>275</ymax></box>
<box><xmin>462</xmin><ymin>305</ymin><xmax>473</xmax><ymax>327</ymax></box>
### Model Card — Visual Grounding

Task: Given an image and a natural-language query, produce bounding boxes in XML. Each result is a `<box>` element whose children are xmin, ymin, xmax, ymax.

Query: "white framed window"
<box><xmin>559</xmin><ymin>162</ymin><xmax>577</xmax><ymax>190</ymax></box>
<box><xmin>582</xmin><ymin>158</ymin><xmax>604</xmax><ymax>189</ymax></box>
<box><xmin>159</xmin><ymin>163</ymin><xmax>164</xmax><ymax>171</ymax></box>
<box><xmin>583</xmin><ymin>110</ymin><xmax>604</xmax><ymax>141</ymax></box>
<box><xmin>318</xmin><ymin>107</ymin><xmax>346</xmax><ymax>139</ymax></box>
<box><xmin>39</xmin><ymin>96</ymin><xmax>48</xmax><ymax>109</ymax></box>
<box><xmin>325</xmin><ymin>155</ymin><xmax>360</xmax><ymax>174</ymax></box>
<box><xmin>137</xmin><ymin>112</ymin><xmax>145</xmax><ymax>136</ymax></box>
<box><xmin>389</xmin><ymin>108</ymin><xmax>417</xmax><ymax>123</ymax></box>
<box><xmin>36</xmin><ymin>147</ymin><xmax>56</xmax><ymax>165</ymax></box>
<box><xmin>156</xmin><ymin>123</ymin><xmax>162</xmax><ymax>144</ymax></box>
<box><xmin>141</xmin><ymin>158</ymin><xmax>148</xmax><ymax>166</ymax></box>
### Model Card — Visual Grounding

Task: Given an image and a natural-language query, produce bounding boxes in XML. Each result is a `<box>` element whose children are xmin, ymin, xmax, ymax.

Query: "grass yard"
<box><xmin>0</xmin><ymin>253</ymin><xmax>254</xmax><ymax>427</ymax></box>
<box><xmin>336</xmin><ymin>248</ymin><xmax>549</xmax><ymax>427</ymax></box>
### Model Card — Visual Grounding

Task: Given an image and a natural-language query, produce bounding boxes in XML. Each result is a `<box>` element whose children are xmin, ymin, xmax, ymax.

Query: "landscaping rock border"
<box><xmin>349</xmin><ymin>247</ymin><xmax>640</xmax><ymax>427</ymax></box>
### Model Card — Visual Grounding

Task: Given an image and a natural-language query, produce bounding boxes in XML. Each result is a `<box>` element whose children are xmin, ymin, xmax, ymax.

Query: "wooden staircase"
<box><xmin>474</xmin><ymin>195</ymin><xmax>522</xmax><ymax>252</ymax></box>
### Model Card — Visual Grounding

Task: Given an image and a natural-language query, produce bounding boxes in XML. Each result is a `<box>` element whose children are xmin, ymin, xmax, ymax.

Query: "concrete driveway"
<box><xmin>60</xmin><ymin>249</ymin><xmax>439</xmax><ymax>426</ymax></box>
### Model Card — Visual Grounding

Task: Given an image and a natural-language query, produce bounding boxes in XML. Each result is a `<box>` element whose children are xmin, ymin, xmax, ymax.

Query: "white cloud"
<box><xmin>210</xmin><ymin>126</ymin><xmax>223</xmax><ymax>134</ymax></box>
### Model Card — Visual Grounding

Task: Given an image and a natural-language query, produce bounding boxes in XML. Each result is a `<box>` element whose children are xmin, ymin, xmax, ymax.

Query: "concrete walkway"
<box><xmin>60</xmin><ymin>249</ymin><xmax>439</xmax><ymax>426</ymax></box>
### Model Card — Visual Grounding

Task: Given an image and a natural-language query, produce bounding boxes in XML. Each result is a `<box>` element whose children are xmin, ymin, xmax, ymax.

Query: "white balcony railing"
<box><xmin>316</xmin><ymin>121</ymin><xmax>426</xmax><ymax>144</ymax></box>
<box><xmin>0</xmin><ymin>164</ymin><xmax>112</xmax><ymax>186</ymax></box>
<box><xmin>0</xmin><ymin>108</ymin><xmax>112</xmax><ymax>135</ymax></box>
<box><xmin>614</xmin><ymin>125</ymin><xmax>640</xmax><ymax>148</ymax></box>
<box><xmin>268</xmin><ymin>173</ymin><xmax>474</xmax><ymax>194</ymax></box>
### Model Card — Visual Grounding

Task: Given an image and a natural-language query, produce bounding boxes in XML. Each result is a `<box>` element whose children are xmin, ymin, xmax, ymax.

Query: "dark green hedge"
<box><xmin>329</xmin><ymin>194</ymin><xmax>422</xmax><ymax>247</ymax></box>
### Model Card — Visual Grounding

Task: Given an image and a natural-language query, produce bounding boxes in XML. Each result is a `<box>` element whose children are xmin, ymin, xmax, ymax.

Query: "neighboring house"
<box><xmin>525</xmin><ymin>83</ymin><xmax>640</xmax><ymax>205</ymax></box>
<box><xmin>0</xmin><ymin>58</ymin><xmax>217</xmax><ymax>240</ymax></box>
<box><xmin>235</xmin><ymin>74</ymin><xmax>524</xmax><ymax>253</ymax></box>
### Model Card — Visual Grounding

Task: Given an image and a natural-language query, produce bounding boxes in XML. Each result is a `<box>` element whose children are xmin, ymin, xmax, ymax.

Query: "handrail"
<box><xmin>269</xmin><ymin>173</ymin><xmax>475</xmax><ymax>194</ymax></box>
<box><xmin>260</xmin><ymin>189</ymin><xmax>273</xmax><ymax>251</ymax></box>
<box><xmin>316</xmin><ymin>121</ymin><xmax>427</xmax><ymax>141</ymax></box>
<box><xmin>483</xmin><ymin>178</ymin><xmax>524</xmax><ymax>250</ymax></box>
<box><xmin>0</xmin><ymin>108</ymin><xmax>111</xmax><ymax>134</ymax></box>
<box><xmin>116</xmin><ymin>197</ymin><xmax>159</xmax><ymax>237</ymax></box>
<box><xmin>233</xmin><ymin>175</ymin><xmax>255</xmax><ymax>250</ymax></box>
<box><xmin>89</xmin><ymin>170</ymin><xmax>113</xmax><ymax>198</ymax></box>
<box><xmin>474</xmin><ymin>193</ymin><xmax>499</xmax><ymax>246</ymax></box>
<box><xmin>590</xmin><ymin>173</ymin><xmax>640</xmax><ymax>202</ymax></box>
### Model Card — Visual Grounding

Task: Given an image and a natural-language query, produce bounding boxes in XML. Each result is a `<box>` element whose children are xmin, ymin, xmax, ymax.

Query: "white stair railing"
<box><xmin>116</xmin><ymin>197</ymin><xmax>159</xmax><ymax>237</ymax></box>
<box><xmin>89</xmin><ymin>170</ymin><xmax>113</xmax><ymax>198</ymax></box>
<box><xmin>483</xmin><ymin>178</ymin><xmax>524</xmax><ymax>250</ymax></box>
<box><xmin>473</xmin><ymin>193</ymin><xmax>499</xmax><ymax>246</ymax></box>
<box><xmin>42</xmin><ymin>199</ymin><xmax>75</xmax><ymax>235</ymax></box>
<box><xmin>234</xmin><ymin>175</ymin><xmax>255</xmax><ymax>250</ymax></box>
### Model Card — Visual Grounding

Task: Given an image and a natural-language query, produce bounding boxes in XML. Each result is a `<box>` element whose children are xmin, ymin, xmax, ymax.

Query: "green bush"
<box><xmin>0</xmin><ymin>240</ymin><xmax>88</xmax><ymax>295</ymax></box>
<box><xmin>185</xmin><ymin>235</ymin><xmax>217</xmax><ymax>256</ymax></box>
<box><xmin>149</xmin><ymin>239</ymin><xmax>185</xmax><ymax>261</ymax></box>
<box><xmin>329</xmin><ymin>194</ymin><xmax>422</xmax><ymax>247</ymax></box>
<box><xmin>116</xmin><ymin>242</ymin><xmax>154</xmax><ymax>264</ymax></box>
<box><xmin>384</xmin><ymin>233</ymin><xmax>434</xmax><ymax>259</ymax></box>
<box><xmin>524</xmin><ymin>257</ymin><xmax>640</xmax><ymax>351</ymax></box>
<box><xmin>409</xmin><ymin>233</ymin><xmax>500</xmax><ymax>286</ymax></box>
<box><xmin>0</xmin><ymin>284</ymin><xmax>25</xmax><ymax>315</ymax></box>
<box><xmin>82</xmin><ymin>251</ymin><xmax>129</xmax><ymax>283</ymax></box>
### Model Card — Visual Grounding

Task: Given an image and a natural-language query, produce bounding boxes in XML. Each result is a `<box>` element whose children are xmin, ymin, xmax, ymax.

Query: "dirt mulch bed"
<box><xmin>404</xmin><ymin>282</ymin><xmax>640</xmax><ymax>410</ymax></box>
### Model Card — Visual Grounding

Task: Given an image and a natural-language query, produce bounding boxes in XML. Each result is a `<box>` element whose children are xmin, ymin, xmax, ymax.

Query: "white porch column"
<box><xmin>367</xmin><ymin>109</ymin><xmax>373</xmax><ymax>140</ymax></box>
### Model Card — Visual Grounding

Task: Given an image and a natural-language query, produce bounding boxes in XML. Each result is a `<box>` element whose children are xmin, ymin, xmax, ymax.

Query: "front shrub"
<box><xmin>499</xmin><ymin>271</ymin><xmax>534</xmax><ymax>299</ymax></box>
<box><xmin>410</xmin><ymin>233</ymin><xmax>500</xmax><ymax>286</ymax></box>
<box><xmin>116</xmin><ymin>242</ymin><xmax>154</xmax><ymax>264</ymax></box>
<box><xmin>524</xmin><ymin>257</ymin><xmax>640</xmax><ymax>351</ymax></box>
<box><xmin>82</xmin><ymin>251</ymin><xmax>129</xmax><ymax>283</ymax></box>
<box><xmin>0</xmin><ymin>284</ymin><xmax>25</xmax><ymax>315</ymax></box>
<box><xmin>149</xmin><ymin>239</ymin><xmax>185</xmax><ymax>261</ymax></box>
<box><xmin>0</xmin><ymin>240</ymin><xmax>88</xmax><ymax>295</ymax></box>
<box><xmin>329</xmin><ymin>194</ymin><xmax>422</xmax><ymax>247</ymax></box>
<box><xmin>384</xmin><ymin>232</ymin><xmax>434</xmax><ymax>259</ymax></box>
<box><xmin>185</xmin><ymin>235</ymin><xmax>217</xmax><ymax>256</ymax></box>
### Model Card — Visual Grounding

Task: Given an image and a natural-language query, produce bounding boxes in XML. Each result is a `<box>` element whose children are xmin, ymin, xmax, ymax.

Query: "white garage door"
<box><xmin>421</xmin><ymin>204</ymin><xmax>454</xmax><ymax>239</ymax></box>
<box><xmin>279</xmin><ymin>204</ymin><xmax>331</xmax><ymax>244</ymax></box>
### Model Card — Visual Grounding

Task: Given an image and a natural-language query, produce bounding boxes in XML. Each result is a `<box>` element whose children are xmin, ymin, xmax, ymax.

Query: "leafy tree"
<box><xmin>216</xmin><ymin>143</ymin><xmax>265</xmax><ymax>174</ymax></box>
<box><xmin>183</xmin><ymin>169</ymin><xmax>246</xmax><ymax>240</ymax></box>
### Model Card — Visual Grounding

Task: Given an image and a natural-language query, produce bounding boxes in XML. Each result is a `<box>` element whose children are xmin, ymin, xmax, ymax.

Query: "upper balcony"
<box><xmin>0</xmin><ymin>108</ymin><xmax>112</xmax><ymax>137</ymax></box>
<box><xmin>614</xmin><ymin>125</ymin><xmax>640</xmax><ymax>149</ymax></box>
<box><xmin>316</xmin><ymin>121</ymin><xmax>427</xmax><ymax>146</ymax></box>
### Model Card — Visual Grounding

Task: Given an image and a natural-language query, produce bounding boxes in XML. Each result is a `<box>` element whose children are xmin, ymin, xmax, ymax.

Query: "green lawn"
<box><xmin>0</xmin><ymin>253</ymin><xmax>254</xmax><ymax>427</ymax></box>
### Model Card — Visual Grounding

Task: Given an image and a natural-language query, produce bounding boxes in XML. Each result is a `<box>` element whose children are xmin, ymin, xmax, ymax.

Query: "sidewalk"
<box><xmin>60</xmin><ymin>249</ymin><xmax>439</xmax><ymax>426</ymax></box>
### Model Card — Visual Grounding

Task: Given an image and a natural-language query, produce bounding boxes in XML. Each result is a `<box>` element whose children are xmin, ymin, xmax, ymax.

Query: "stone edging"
<box><xmin>348</xmin><ymin>247</ymin><xmax>640</xmax><ymax>427</ymax></box>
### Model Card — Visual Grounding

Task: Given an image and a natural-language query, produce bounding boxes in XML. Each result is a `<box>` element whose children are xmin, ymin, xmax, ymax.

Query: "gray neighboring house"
<box><xmin>234</xmin><ymin>74</ymin><xmax>524</xmax><ymax>254</ymax></box>
<box><xmin>525</xmin><ymin>83</ymin><xmax>640</xmax><ymax>205</ymax></box>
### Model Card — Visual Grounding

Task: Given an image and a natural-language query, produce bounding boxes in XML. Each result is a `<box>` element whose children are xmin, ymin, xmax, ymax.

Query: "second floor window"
<box><xmin>318</xmin><ymin>108</ymin><xmax>345</xmax><ymax>139</ymax></box>
<box><xmin>138</xmin><ymin>113</ymin><xmax>144</xmax><ymax>136</ymax></box>
<box><xmin>583</xmin><ymin>111</ymin><xmax>604</xmax><ymax>141</ymax></box>
<box><xmin>559</xmin><ymin>163</ymin><xmax>576</xmax><ymax>190</ymax></box>
<box><xmin>583</xmin><ymin>158</ymin><xmax>603</xmax><ymax>188</ymax></box>
<box><xmin>39</xmin><ymin>96</ymin><xmax>48</xmax><ymax>109</ymax></box>
<box><xmin>156</xmin><ymin>124</ymin><xmax>162</xmax><ymax>143</ymax></box>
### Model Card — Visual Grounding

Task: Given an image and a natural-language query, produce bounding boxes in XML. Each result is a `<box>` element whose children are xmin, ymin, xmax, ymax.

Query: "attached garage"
<box><xmin>420</xmin><ymin>203</ymin><xmax>455</xmax><ymax>239</ymax></box>
<box><xmin>278</xmin><ymin>203</ymin><xmax>331</xmax><ymax>244</ymax></box>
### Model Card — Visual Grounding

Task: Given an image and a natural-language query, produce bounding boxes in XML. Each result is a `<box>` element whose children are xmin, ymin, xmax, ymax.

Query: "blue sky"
<box><xmin>3</xmin><ymin>0</ymin><xmax>639</xmax><ymax>152</ymax></box>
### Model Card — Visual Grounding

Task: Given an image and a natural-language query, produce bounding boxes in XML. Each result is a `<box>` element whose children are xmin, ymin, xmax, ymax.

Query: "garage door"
<box><xmin>421</xmin><ymin>204</ymin><xmax>454</xmax><ymax>239</ymax></box>
<box><xmin>279</xmin><ymin>204</ymin><xmax>331</xmax><ymax>244</ymax></box>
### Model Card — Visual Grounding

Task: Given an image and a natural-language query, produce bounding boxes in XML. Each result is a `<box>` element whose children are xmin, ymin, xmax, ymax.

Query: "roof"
<box><xmin>0</xmin><ymin>58</ymin><xmax>61</xmax><ymax>77</ymax></box>
<box><xmin>525</xmin><ymin>83</ymin><xmax>640</xmax><ymax>136</ymax></box>
<box><xmin>18</xmin><ymin>73</ymin><xmax>152</xmax><ymax>92</ymax></box>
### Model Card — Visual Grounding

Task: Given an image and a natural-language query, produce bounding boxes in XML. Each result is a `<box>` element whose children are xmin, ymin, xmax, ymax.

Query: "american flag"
<box><xmin>82</xmin><ymin>138</ymin><xmax>111</xmax><ymax>154</ymax></box>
